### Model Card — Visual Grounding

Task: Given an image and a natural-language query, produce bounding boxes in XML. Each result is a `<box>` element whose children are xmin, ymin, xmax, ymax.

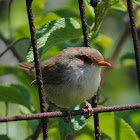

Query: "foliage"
<box><xmin>0</xmin><ymin>0</ymin><xmax>140</xmax><ymax>140</ymax></box>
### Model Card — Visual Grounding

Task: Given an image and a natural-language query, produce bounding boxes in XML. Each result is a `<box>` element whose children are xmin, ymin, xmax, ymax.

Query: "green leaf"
<box><xmin>11</xmin><ymin>84</ymin><xmax>31</xmax><ymax>107</ymax></box>
<box><xmin>86</xmin><ymin>112</ymin><xmax>139</xmax><ymax>140</ymax></box>
<box><xmin>0</xmin><ymin>65</ymin><xmax>39</xmax><ymax>111</ymax></box>
<box><xmin>111</xmin><ymin>1</ymin><xmax>127</xmax><ymax>11</ymax></box>
<box><xmin>16</xmin><ymin>13</ymin><xmax>60</xmax><ymax>39</ymax></box>
<box><xmin>136</xmin><ymin>9</ymin><xmax>140</xmax><ymax>28</ymax></box>
<box><xmin>91</xmin><ymin>34</ymin><xmax>113</xmax><ymax>49</ymax></box>
<box><xmin>115</xmin><ymin>110</ymin><xmax>140</xmax><ymax>138</ymax></box>
<box><xmin>26</xmin><ymin>17</ymin><xmax>82</xmax><ymax>62</ymax></box>
<box><xmin>120</xmin><ymin>53</ymin><xmax>136</xmax><ymax>67</ymax></box>
<box><xmin>133</xmin><ymin>0</ymin><xmax>140</xmax><ymax>5</ymax></box>
<box><xmin>93</xmin><ymin>0</ymin><xmax>125</xmax><ymax>34</ymax></box>
<box><xmin>93</xmin><ymin>1</ymin><xmax>108</xmax><ymax>34</ymax></box>
<box><xmin>0</xmin><ymin>85</ymin><xmax>28</xmax><ymax>107</ymax></box>
<box><xmin>0</xmin><ymin>135</ymin><xmax>11</xmax><ymax>140</ymax></box>
<box><xmin>99</xmin><ymin>112</ymin><xmax>139</xmax><ymax>140</ymax></box>
<box><xmin>20</xmin><ymin>105</ymin><xmax>39</xmax><ymax>131</ymax></box>
<box><xmin>48</xmin><ymin>121</ymin><xmax>61</xmax><ymax>140</ymax></box>
<box><xmin>58</xmin><ymin>105</ymin><xmax>89</xmax><ymax>140</ymax></box>
<box><xmin>74</xmin><ymin>134</ymin><xmax>93</xmax><ymax>140</ymax></box>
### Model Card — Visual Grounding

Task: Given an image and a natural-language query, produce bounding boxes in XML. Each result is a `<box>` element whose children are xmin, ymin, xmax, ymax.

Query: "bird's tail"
<box><xmin>18</xmin><ymin>62</ymin><xmax>35</xmax><ymax>72</ymax></box>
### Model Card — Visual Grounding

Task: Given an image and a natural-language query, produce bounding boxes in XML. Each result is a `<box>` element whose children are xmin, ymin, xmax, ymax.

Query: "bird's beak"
<box><xmin>98</xmin><ymin>61</ymin><xmax>111</xmax><ymax>67</ymax></box>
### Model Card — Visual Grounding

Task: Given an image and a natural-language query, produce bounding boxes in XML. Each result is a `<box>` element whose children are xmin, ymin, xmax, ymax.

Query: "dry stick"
<box><xmin>78</xmin><ymin>0</ymin><xmax>100</xmax><ymax>139</ymax></box>
<box><xmin>0</xmin><ymin>103</ymin><xmax>140</xmax><ymax>122</ymax></box>
<box><xmin>127</xmin><ymin>0</ymin><xmax>140</xmax><ymax>91</ymax></box>
<box><xmin>26</xmin><ymin>0</ymin><xmax>48</xmax><ymax>140</ymax></box>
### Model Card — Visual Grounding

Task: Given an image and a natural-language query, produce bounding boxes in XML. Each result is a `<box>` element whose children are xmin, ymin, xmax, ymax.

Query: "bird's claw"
<box><xmin>83</xmin><ymin>101</ymin><xmax>93</xmax><ymax>119</ymax></box>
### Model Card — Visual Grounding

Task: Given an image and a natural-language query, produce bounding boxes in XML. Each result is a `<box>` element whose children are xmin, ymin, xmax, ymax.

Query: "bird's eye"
<box><xmin>75</xmin><ymin>55</ymin><xmax>92</xmax><ymax>64</ymax></box>
<box><xmin>84</xmin><ymin>56</ymin><xmax>90</xmax><ymax>62</ymax></box>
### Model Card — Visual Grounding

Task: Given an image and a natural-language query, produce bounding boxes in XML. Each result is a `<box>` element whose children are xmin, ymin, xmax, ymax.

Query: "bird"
<box><xmin>19</xmin><ymin>47</ymin><xmax>111</xmax><ymax>117</ymax></box>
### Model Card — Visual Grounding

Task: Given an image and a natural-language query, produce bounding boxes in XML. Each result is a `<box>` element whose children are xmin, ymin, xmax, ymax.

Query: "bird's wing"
<box><xmin>41</xmin><ymin>58</ymin><xmax>66</xmax><ymax>85</ymax></box>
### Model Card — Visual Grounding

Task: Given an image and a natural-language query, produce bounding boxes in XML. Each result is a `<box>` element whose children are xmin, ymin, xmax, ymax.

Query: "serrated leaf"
<box><xmin>58</xmin><ymin>105</ymin><xmax>89</xmax><ymax>140</ymax></box>
<box><xmin>26</xmin><ymin>18</ymin><xmax>82</xmax><ymax>62</ymax></box>
<box><xmin>0</xmin><ymin>85</ymin><xmax>27</xmax><ymax>107</ymax></box>
<box><xmin>0</xmin><ymin>135</ymin><xmax>11</xmax><ymax>140</ymax></box>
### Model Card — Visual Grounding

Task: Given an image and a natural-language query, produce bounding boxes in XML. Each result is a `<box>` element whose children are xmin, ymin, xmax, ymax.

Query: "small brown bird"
<box><xmin>19</xmin><ymin>47</ymin><xmax>111</xmax><ymax>116</ymax></box>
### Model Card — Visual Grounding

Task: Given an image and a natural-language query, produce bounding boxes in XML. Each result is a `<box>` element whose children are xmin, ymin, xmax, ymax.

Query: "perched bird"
<box><xmin>19</xmin><ymin>47</ymin><xmax>111</xmax><ymax>117</ymax></box>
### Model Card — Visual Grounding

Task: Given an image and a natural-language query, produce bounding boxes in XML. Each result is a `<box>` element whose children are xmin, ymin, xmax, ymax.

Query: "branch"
<box><xmin>0</xmin><ymin>103</ymin><xmax>140</xmax><ymax>122</ymax></box>
<box><xmin>127</xmin><ymin>0</ymin><xmax>140</xmax><ymax>91</ymax></box>
<box><xmin>26</xmin><ymin>0</ymin><xmax>48</xmax><ymax>139</ymax></box>
<box><xmin>92</xmin><ymin>95</ymin><xmax>101</xmax><ymax>140</ymax></box>
<box><xmin>78</xmin><ymin>0</ymin><xmax>90</xmax><ymax>47</ymax></box>
<box><xmin>0</xmin><ymin>38</ymin><xmax>29</xmax><ymax>58</ymax></box>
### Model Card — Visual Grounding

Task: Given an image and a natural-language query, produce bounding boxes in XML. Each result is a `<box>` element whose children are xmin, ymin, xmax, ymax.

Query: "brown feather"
<box><xmin>18</xmin><ymin>62</ymin><xmax>35</xmax><ymax>72</ymax></box>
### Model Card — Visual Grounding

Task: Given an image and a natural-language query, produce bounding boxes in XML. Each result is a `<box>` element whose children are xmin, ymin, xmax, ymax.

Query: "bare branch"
<box><xmin>26</xmin><ymin>0</ymin><xmax>48</xmax><ymax>139</ymax></box>
<box><xmin>0</xmin><ymin>38</ymin><xmax>29</xmax><ymax>58</ymax></box>
<box><xmin>127</xmin><ymin>0</ymin><xmax>140</xmax><ymax>91</ymax></box>
<box><xmin>92</xmin><ymin>95</ymin><xmax>101</xmax><ymax>140</ymax></box>
<box><xmin>78</xmin><ymin>0</ymin><xmax>90</xmax><ymax>47</ymax></box>
<box><xmin>0</xmin><ymin>103</ymin><xmax>140</xmax><ymax>123</ymax></box>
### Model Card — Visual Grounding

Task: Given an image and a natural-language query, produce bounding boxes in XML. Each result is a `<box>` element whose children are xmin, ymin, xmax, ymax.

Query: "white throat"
<box><xmin>76</xmin><ymin>65</ymin><xmax>101</xmax><ymax>98</ymax></box>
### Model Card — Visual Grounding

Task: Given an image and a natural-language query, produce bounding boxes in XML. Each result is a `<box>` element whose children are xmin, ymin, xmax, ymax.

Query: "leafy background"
<box><xmin>0</xmin><ymin>0</ymin><xmax>140</xmax><ymax>139</ymax></box>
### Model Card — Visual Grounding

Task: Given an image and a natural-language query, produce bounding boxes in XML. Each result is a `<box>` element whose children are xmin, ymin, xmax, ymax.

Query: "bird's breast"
<box><xmin>45</xmin><ymin>66</ymin><xmax>101</xmax><ymax>108</ymax></box>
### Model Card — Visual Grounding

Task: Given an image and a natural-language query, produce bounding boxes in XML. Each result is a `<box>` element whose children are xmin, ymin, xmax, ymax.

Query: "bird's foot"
<box><xmin>46</xmin><ymin>99</ymin><xmax>71</xmax><ymax>122</ymax></box>
<box><xmin>83</xmin><ymin>101</ymin><xmax>93</xmax><ymax>119</ymax></box>
<box><xmin>60</xmin><ymin>108</ymin><xmax>72</xmax><ymax>123</ymax></box>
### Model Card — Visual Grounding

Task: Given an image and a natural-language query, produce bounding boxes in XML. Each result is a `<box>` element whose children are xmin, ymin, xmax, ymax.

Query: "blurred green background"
<box><xmin>0</xmin><ymin>0</ymin><xmax>140</xmax><ymax>140</ymax></box>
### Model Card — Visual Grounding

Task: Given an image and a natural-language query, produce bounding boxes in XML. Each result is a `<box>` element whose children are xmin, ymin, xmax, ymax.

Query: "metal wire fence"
<box><xmin>0</xmin><ymin>0</ymin><xmax>140</xmax><ymax>140</ymax></box>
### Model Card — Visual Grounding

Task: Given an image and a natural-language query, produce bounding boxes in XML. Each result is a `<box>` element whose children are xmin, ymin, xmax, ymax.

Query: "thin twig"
<box><xmin>0</xmin><ymin>34</ymin><xmax>23</xmax><ymax>62</ymax></box>
<box><xmin>26</xmin><ymin>0</ymin><xmax>48</xmax><ymax>139</ymax></box>
<box><xmin>92</xmin><ymin>95</ymin><xmax>101</xmax><ymax>140</ymax></box>
<box><xmin>0</xmin><ymin>38</ymin><xmax>29</xmax><ymax>58</ymax></box>
<box><xmin>127</xmin><ymin>0</ymin><xmax>140</xmax><ymax>91</ymax></box>
<box><xmin>78</xmin><ymin>0</ymin><xmax>90</xmax><ymax>47</ymax></box>
<box><xmin>0</xmin><ymin>103</ymin><xmax>140</xmax><ymax>123</ymax></box>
